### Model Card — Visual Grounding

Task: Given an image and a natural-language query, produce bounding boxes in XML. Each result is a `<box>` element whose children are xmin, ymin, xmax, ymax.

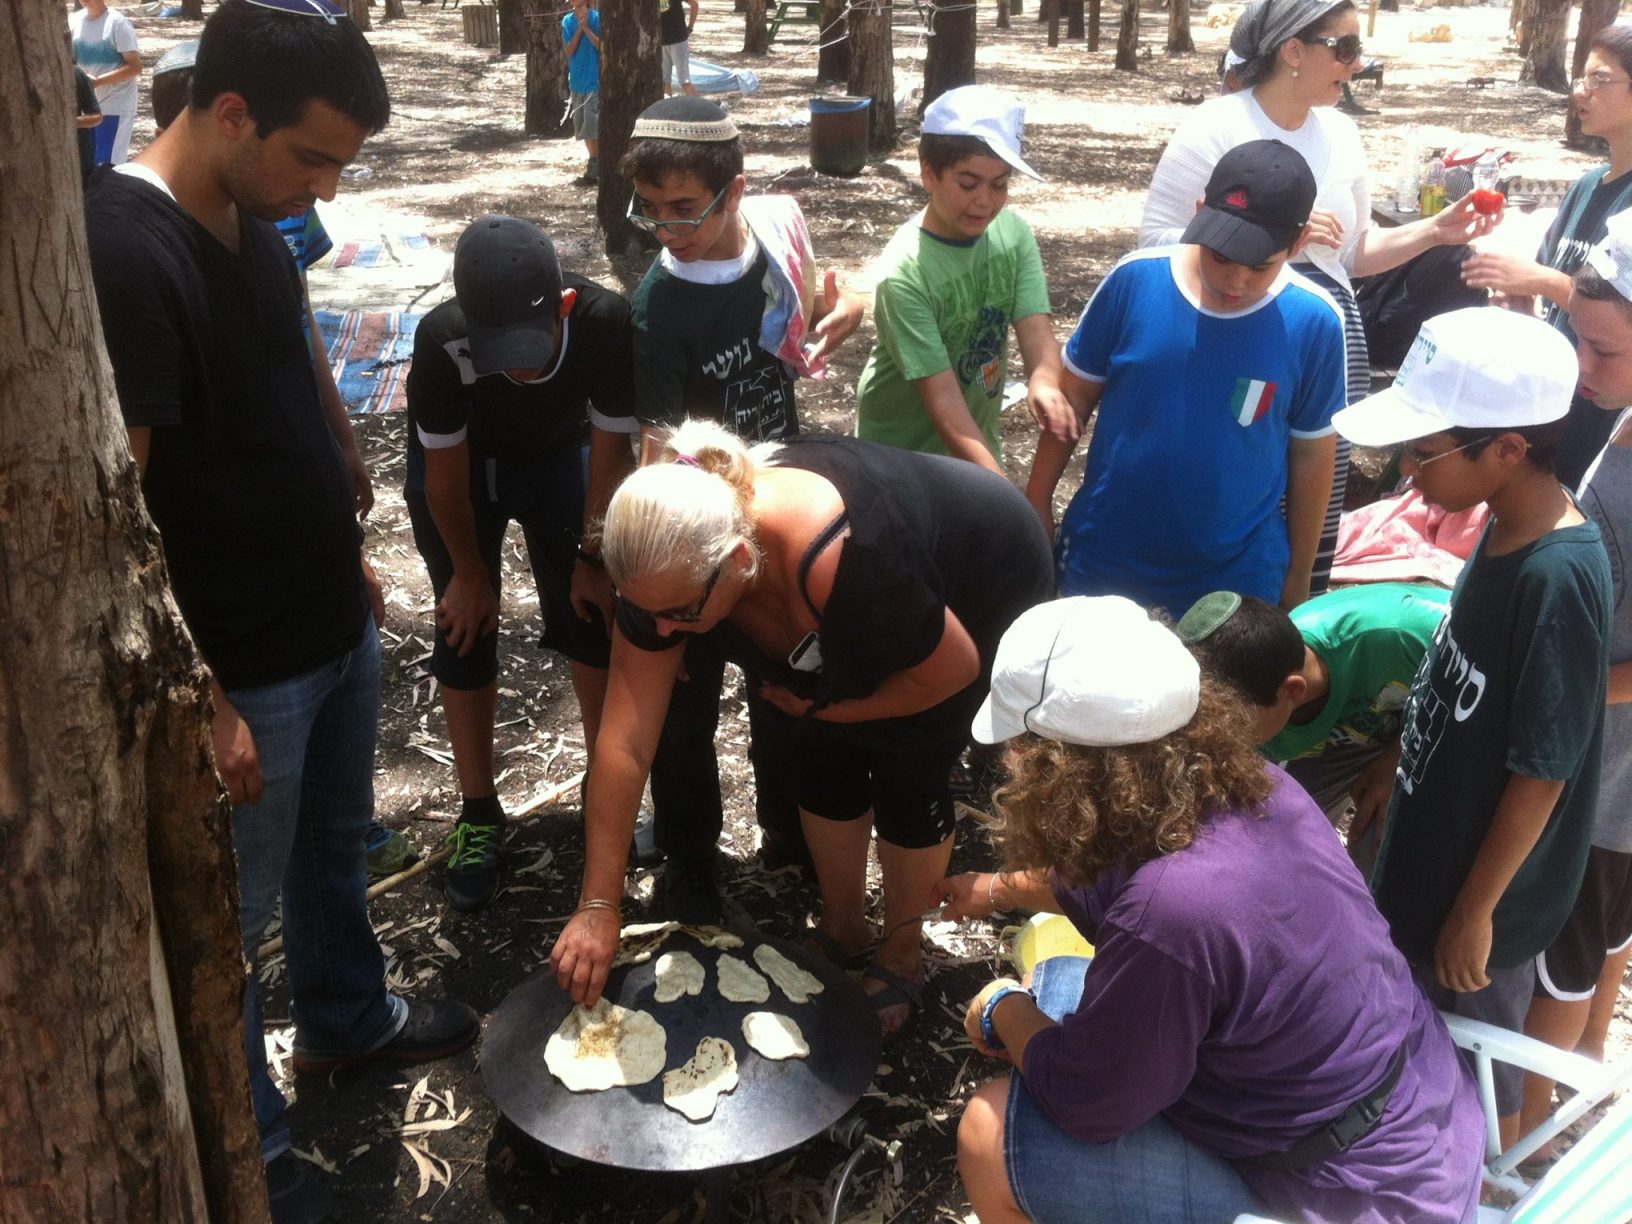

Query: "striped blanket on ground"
<box><xmin>315</xmin><ymin>309</ymin><xmax>422</xmax><ymax>415</ymax></box>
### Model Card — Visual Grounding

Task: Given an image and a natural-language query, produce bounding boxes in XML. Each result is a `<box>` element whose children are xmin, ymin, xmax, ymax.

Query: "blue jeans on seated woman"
<box><xmin>228</xmin><ymin>619</ymin><xmax>406</xmax><ymax>1160</ymax></box>
<box><xmin>1003</xmin><ymin>956</ymin><xmax>1265</xmax><ymax>1224</ymax></box>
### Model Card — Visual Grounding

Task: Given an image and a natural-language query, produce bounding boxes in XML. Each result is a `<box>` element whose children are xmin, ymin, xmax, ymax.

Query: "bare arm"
<box><xmin>1025</xmin><ymin>369</ymin><xmax>1101</xmax><ymax>540</ymax></box>
<box><xmin>807</xmin><ymin>608</ymin><xmax>980</xmax><ymax>723</ymax></box>
<box><xmin>305</xmin><ymin>280</ymin><xmax>372</xmax><ymax>517</ymax></box>
<box><xmin>935</xmin><ymin>867</ymin><xmax>1059</xmax><ymax>920</ymax></box>
<box><xmin>1435</xmin><ymin>773</ymin><xmax>1568</xmax><ymax>993</ymax></box>
<box><xmin>914</xmin><ymin>370</ymin><xmax>1004</xmax><ymax>474</ymax></box>
<box><xmin>94</xmin><ymin>48</ymin><xmax>142</xmax><ymax>90</ymax></box>
<box><xmin>570</xmin><ymin>425</ymin><xmax>636</xmax><ymax>625</ymax></box>
<box><xmin>1609</xmin><ymin>660</ymin><xmax>1632</xmax><ymax>705</ymax></box>
<box><xmin>128</xmin><ymin>426</ymin><xmax>151</xmax><ymax>474</ymax></box>
<box><xmin>1281</xmin><ymin>434</ymin><xmax>1337</xmax><ymax>610</ymax></box>
<box><xmin>1352</xmin><ymin>192</ymin><xmax>1503</xmax><ymax>280</ymax></box>
<box><xmin>1013</xmin><ymin>313</ymin><xmax>1076</xmax><ymax>445</ymax></box>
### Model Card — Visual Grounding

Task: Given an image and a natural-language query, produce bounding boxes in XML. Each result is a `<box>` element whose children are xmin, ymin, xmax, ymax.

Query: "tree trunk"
<box><xmin>182</xmin><ymin>0</ymin><xmax>202</xmax><ymax>19</ymax></box>
<box><xmin>498</xmin><ymin>0</ymin><xmax>527</xmax><ymax>54</ymax></box>
<box><xmin>1</xmin><ymin>1</ymin><xmax>268</xmax><ymax>1221</ymax></box>
<box><xmin>1066</xmin><ymin>0</ymin><xmax>1084</xmax><ymax>39</ymax></box>
<box><xmin>997</xmin><ymin>0</ymin><xmax>1009</xmax><ymax>30</ymax></box>
<box><xmin>346</xmin><ymin>0</ymin><xmax>370</xmax><ymax>31</ymax></box>
<box><xmin>1114</xmin><ymin>0</ymin><xmax>1138</xmax><ymax>69</ymax></box>
<box><xmin>1521</xmin><ymin>0</ymin><xmax>1570</xmax><ymax>93</ymax></box>
<box><xmin>1568</xmin><ymin>0</ymin><xmax>1619</xmax><ymax>146</ymax></box>
<box><xmin>1513</xmin><ymin>0</ymin><xmax>1534</xmax><ymax>57</ymax></box>
<box><xmin>847</xmin><ymin>0</ymin><xmax>895</xmax><ymax>151</ymax></box>
<box><xmin>818</xmin><ymin>0</ymin><xmax>850</xmax><ymax>81</ymax></box>
<box><xmin>922</xmin><ymin>0</ymin><xmax>976</xmax><ymax>108</ymax></box>
<box><xmin>384</xmin><ymin>0</ymin><xmax>405</xmax><ymax>19</ymax></box>
<box><xmin>1044</xmin><ymin>0</ymin><xmax>1059</xmax><ymax>47</ymax></box>
<box><xmin>596</xmin><ymin>0</ymin><xmax>663</xmax><ymax>254</ymax></box>
<box><xmin>744</xmin><ymin>0</ymin><xmax>768</xmax><ymax>54</ymax></box>
<box><xmin>1166</xmin><ymin>0</ymin><xmax>1192</xmax><ymax>53</ymax></box>
<box><xmin>524</xmin><ymin>0</ymin><xmax>569</xmax><ymax>136</ymax></box>
<box><xmin>1089</xmin><ymin>0</ymin><xmax>1101</xmax><ymax>51</ymax></box>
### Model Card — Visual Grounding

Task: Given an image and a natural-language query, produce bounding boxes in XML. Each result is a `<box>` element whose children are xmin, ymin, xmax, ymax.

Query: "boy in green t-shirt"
<box><xmin>1177</xmin><ymin>583</ymin><xmax>1449</xmax><ymax>875</ymax></box>
<box><xmin>1333</xmin><ymin>307</ymin><xmax>1612</xmax><ymax>1144</ymax></box>
<box><xmin>855</xmin><ymin>85</ymin><xmax>1069</xmax><ymax>473</ymax></box>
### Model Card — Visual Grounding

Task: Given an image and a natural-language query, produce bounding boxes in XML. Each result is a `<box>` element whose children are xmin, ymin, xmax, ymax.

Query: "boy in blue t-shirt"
<box><xmin>1026</xmin><ymin>139</ymin><xmax>1345</xmax><ymax>616</ymax></box>
<box><xmin>563</xmin><ymin>0</ymin><xmax>601</xmax><ymax>183</ymax></box>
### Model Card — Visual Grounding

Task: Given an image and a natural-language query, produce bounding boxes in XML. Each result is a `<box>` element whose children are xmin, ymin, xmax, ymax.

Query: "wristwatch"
<box><xmin>980</xmin><ymin>984</ymin><xmax>1033</xmax><ymax>1051</ymax></box>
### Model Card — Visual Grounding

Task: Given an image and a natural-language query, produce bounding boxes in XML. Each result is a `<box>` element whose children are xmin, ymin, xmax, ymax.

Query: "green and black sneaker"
<box><xmin>444</xmin><ymin>820</ymin><xmax>503</xmax><ymax>913</ymax></box>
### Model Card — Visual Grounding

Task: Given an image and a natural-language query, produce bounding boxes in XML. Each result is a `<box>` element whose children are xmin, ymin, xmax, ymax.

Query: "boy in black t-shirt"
<box><xmin>1332</xmin><ymin>306</ymin><xmax>1612</xmax><ymax>1145</ymax></box>
<box><xmin>660</xmin><ymin>0</ymin><xmax>699</xmax><ymax>97</ymax></box>
<box><xmin>405</xmin><ymin>216</ymin><xmax>637</xmax><ymax>912</ymax></box>
<box><xmin>622</xmin><ymin>96</ymin><xmax>864</xmax><ymax>918</ymax></box>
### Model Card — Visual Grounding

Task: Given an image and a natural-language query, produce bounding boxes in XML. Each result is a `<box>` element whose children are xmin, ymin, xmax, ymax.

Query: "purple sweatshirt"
<box><xmin>1022</xmin><ymin>768</ymin><xmax>1484</xmax><ymax>1224</ymax></box>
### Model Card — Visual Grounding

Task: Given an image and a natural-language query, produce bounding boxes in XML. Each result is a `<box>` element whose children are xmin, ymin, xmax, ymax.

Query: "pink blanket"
<box><xmin>1331</xmin><ymin>487</ymin><xmax>1486</xmax><ymax>589</ymax></box>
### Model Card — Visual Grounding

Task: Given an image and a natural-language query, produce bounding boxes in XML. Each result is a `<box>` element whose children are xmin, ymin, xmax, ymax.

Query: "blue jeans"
<box><xmin>1003</xmin><ymin>957</ymin><xmax>1264</xmax><ymax>1223</ymax></box>
<box><xmin>229</xmin><ymin>619</ymin><xmax>405</xmax><ymax>1159</ymax></box>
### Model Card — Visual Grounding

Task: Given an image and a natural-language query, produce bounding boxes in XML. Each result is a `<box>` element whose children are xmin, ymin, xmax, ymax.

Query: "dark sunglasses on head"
<box><xmin>1302</xmin><ymin>32</ymin><xmax>1364</xmax><ymax>65</ymax></box>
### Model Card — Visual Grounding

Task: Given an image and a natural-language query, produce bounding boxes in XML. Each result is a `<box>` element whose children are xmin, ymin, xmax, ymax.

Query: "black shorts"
<box><xmin>405</xmin><ymin>443</ymin><xmax>610</xmax><ymax>690</ymax></box>
<box><xmin>1536</xmin><ymin>845</ymin><xmax>1632</xmax><ymax>1000</ymax></box>
<box><xmin>796</xmin><ymin>724</ymin><xmax>961</xmax><ymax>849</ymax></box>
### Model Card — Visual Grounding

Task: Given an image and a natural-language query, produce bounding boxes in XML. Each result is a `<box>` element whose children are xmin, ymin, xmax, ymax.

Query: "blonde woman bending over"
<box><xmin>550</xmin><ymin>422</ymin><xmax>1052</xmax><ymax>1035</ymax></box>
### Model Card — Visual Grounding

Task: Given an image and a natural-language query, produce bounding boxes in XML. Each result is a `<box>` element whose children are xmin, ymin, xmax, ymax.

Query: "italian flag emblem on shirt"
<box><xmin>1232</xmin><ymin>378</ymin><xmax>1277</xmax><ymax>427</ymax></box>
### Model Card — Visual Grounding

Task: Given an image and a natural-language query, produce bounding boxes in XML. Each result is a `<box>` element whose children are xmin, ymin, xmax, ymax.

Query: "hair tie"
<box><xmin>674</xmin><ymin>453</ymin><xmax>702</xmax><ymax>469</ymax></box>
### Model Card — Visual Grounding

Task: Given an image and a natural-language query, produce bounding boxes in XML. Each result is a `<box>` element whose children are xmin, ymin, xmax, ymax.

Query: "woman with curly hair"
<box><xmin>939</xmin><ymin>596</ymin><xmax>1484</xmax><ymax>1223</ymax></box>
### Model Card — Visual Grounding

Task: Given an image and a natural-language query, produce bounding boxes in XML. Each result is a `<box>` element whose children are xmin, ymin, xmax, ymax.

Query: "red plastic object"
<box><xmin>1472</xmin><ymin>189</ymin><xmax>1506</xmax><ymax>215</ymax></box>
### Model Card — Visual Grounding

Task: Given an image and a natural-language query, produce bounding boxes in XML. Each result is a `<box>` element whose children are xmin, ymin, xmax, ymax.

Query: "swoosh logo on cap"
<box><xmin>530</xmin><ymin>294</ymin><xmax>548</xmax><ymax>307</ymax></box>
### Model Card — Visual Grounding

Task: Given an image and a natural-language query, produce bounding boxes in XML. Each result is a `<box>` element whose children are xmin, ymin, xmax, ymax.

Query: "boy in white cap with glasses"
<box><xmin>856</xmin><ymin>84</ymin><xmax>1069</xmax><ymax>474</ymax></box>
<box><xmin>1332</xmin><ymin>305</ymin><xmax>1612</xmax><ymax>1146</ymax></box>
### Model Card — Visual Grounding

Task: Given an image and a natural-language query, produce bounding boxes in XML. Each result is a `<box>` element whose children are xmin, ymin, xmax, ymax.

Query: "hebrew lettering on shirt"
<box><xmin>725</xmin><ymin>370</ymin><xmax>790</xmax><ymax>441</ymax></box>
<box><xmin>702</xmin><ymin>337</ymin><xmax>758</xmax><ymax>380</ymax></box>
<box><xmin>1395</xmin><ymin>621</ymin><xmax>1486</xmax><ymax>796</ymax></box>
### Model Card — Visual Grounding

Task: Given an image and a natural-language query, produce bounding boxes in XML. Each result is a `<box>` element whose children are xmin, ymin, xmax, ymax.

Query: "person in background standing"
<box><xmin>70</xmin><ymin>0</ymin><xmax>140</xmax><ymax>165</ymax></box>
<box><xmin>661</xmin><ymin>0</ymin><xmax>700</xmax><ymax>97</ymax></box>
<box><xmin>563</xmin><ymin>0</ymin><xmax>601</xmax><ymax>183</ymax></box>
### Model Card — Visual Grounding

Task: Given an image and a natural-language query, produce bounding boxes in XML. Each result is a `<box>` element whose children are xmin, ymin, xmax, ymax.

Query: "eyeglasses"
<box><xmin>1301</xmin><ymin>33</ymin><xmax>1365</xmax><ymax>65</ymax></box>
<box><xmin>1404</xmin><ymin>434</ymin><xmax>1495</xmax><ymax>467</ymax></box>
<box><xmin>619</xmin><ymin>562</ymin><xmax>723</xmax><ymax>626</ymax></box>
<box><xmin>626</xmin><ymin>184</ymin><xmax>730</xmax><ymax>235</ymax></box>
<box><xmin>1576</xmin><ymin>70</ymin><xmax>1632</xmax><ymax>92</ymax></box>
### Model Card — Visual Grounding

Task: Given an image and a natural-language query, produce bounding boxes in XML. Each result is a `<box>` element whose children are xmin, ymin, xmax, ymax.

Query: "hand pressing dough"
<box><xmin>653</xmin><ymin>950</ymin><xmax>705</xmax><ymax>1003</ymax></box>
<box><xmin>715</xmin><ymin>954</ymin><xmax>770</xmax><ymax>1003</ymax></box>
<box><xmin>661</xmin><ymin>1036</ymin><xmax>739</xmax><ymax>1121</ymax></box>
<box><xmin>544</xmin><ymin>998</ymin><xmax>667</xmax><ymax>1091</ymax></box>
<box><xmin>740</xmin><ymin>1011</ymin><xmax>809</xmax><ymax>1060</ymax></box>
<box><xmin>752</xmin><ymin>944</ymin><xmax>825</xmax><ymax>1004</ymax></box>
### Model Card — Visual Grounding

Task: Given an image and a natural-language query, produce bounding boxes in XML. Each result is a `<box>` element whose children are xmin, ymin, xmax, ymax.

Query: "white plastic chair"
<box><xmin>1231</xmin><ymin>1012</ymin><xmax>1632</xmax><ymax>1224</ymax></box>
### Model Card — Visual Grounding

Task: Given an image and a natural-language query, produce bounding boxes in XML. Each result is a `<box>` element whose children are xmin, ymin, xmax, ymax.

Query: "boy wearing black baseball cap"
<box><xmin>1027</xmin><ymin>138</ymin><xmax>1346</xmax><ymax>616</ymax></box>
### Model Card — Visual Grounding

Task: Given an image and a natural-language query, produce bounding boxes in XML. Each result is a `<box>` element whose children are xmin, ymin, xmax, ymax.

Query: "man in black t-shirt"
<box><xmin>405</xmin><ymin>216</ymin><xmax>638</xmax><ymax>912</ymax></box>
<box><xmin>82</xmin><ymin>4</ymin><xmax>476</xmax><ymax>1219</ymax></box>
<box><xmin>660</xmin><ymin>0</ymin><xmax>699</xmax><ymax>97</ymax></box>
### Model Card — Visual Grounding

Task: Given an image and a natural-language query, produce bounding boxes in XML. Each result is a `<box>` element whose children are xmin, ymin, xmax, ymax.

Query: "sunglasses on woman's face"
<box><xmin>617</xmin><ymin>562</ymin><xmax>723</xmax><ymax>626</ymax></box>
<box><xmin>1302</xmin><ymin>33</ymin><xmax>1364</xmax><ymax>65</ymax></box>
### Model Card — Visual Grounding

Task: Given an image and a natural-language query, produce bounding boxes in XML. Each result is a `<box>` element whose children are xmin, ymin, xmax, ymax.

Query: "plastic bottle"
<box><xmin>1419</xmin><ymin>155</ymin><xmax>1447</xmax><ymax>218</ymax></box>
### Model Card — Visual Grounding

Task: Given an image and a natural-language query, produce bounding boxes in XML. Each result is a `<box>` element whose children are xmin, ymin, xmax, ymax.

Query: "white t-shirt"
<box><xmin>70</xmin><ymin>8</ymin><xmax>140</xmax><ymax>117</ymax></box>
<box><xmin>1140</xmin><ymin>92</ymin><xmax>1369</xmax><ymax>290</ymax></box>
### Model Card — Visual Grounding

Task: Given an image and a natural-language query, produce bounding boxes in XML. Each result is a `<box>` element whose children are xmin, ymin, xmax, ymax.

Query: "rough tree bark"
<box><xmin>744</xmin><ymin>0</ymin><xmax>768</xmax><ymax>54</ymax></box>
<box><xmin>848</xmin><ymin>0</ymin><xmax>895</xmax><ymax>152</ymax></box>
<box><xmin>1044</xmin><ymin>0</ymin><xmax>1059</xmax><ymax>48</ymax></box>
<box><xmin>596</xmin><ymin>0</ymin><xmax>663</xmax><ymax>255</ymax></box>
<box><xmin>498</xmin><ymin>0</ymin><xmax>527</xmax><ymax>54</ymax></box>
<box><xmin>1521</xmin><ymin>0</ymin><xmax>1570</xmax><ymax>93</ymax></box>
<box><xmin>922</xmin><ymin>0</ymin><xmax>976</xmax><ymax>109</ymax></box>
<box><xmin>817</xmin><ymin>0</ymin><xmax>850</xmax><ymax>82</ymax></box>
<box><xmin>384</xmin><ymin>0</ymin><xmax>405</xmax><ymax>19</ymax></box>
<box><xmin>1066</xmin><ymin>0</ymin><xmax>1084</xmax><ymax>40</ymax></box>
<box><xmin>997</xmin><ymin>0</ymin><xmax>1009</xmax><ymax>30</ymax></box>
<box><xmin>346</xmin><ymin>0</ymin><xmax>371</xmax><ymax>31</ymax></box>
<box><xmin>1</xmin><ymin>1</ymin><xmax>268</xmax><ymax>1222</ymax></box>
<box><xmin>1089</xmin><ymin>0</ymin><xmax>1101</xmax><ymax>52</ymax></box>
<box><xmin>524</xmin><ymin>0</ymin><xmax>569</xmax><ymax>136</ymax></box>
<box><xmin>1166</xmin><ymin>0</ymin><xmax>1193</xmax><ymax>53</ymax></box>
<box><xmin>1513</xmin><ymin>0</ymin><xmax>1535</xmax><ymax>59</ymax></box>
<box><xmin>1568</xmin><ymin>0</ymin><xmax>1619</xmax><ymax>147</ymax></box>
<box><xmin>1114</xmin><ymin>0</ymin><xmax>1138</xmax><ymax>70</ymax></box>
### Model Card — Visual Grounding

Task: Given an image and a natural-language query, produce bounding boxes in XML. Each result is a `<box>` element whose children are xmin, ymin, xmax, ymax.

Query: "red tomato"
<box><xmin>1472</xmin><ymin>189</ymin><xmax>1505</xmax><ymax>216</ymax></box>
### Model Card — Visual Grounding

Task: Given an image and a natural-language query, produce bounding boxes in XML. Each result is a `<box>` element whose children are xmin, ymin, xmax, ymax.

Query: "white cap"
<box><xmin>1331</xmin><ymin>307</ymin><xmax>1577</xmax><ymax>448</ymax></box>
<box><xmin>971</xmin><ymin>597</ymin><xmax>1200</xmax><ymax>748</ymax></box>
<box><xmin>921</xmin><ymin>85</ymin><xmax>1044</xmax><ymax>181</ymax></box>
<box><xmin>1586</xmin><ymin>209</ymin><xmax>1632</xmax><ymax>303</ymax></box>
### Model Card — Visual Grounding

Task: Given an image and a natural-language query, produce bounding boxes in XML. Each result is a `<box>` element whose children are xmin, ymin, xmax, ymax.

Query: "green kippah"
<box><xmin>1176</xmin><ymin>591</ymin><xmax>1244</xmax><ymax>645</ymax></box>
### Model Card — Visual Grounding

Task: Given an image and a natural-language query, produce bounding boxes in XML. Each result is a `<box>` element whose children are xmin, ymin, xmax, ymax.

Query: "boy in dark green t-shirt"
<box><xmin>1332</xmin><ymin>307</ymin><xmax>1613</xmax><ymax>1143</ymax></box>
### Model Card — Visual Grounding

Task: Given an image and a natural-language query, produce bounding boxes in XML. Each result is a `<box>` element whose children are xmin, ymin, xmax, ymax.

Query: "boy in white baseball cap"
<box><xmin>1333</xmin><ymin>305</ymin><xmax>1613</xmax><ymax>1144</ymax></box>
<box><xmin>855</xmin><ymin>84</ymin><xmax>1070</xmax><ymax>472</ymax></box>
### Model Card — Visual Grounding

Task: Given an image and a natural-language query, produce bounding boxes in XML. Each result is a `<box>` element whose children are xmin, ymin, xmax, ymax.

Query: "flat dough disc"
<box><xmin>680</xmin><ymin>924</ymin><xmax>745</xmax><ymax>949</ymax></box>
<box><xmin>653</xmin><ymin>950</ymin><xmax>706</xmax><ymax>1003</ymax></box>
<box><xmin>544</xmin><ymin>998</ymin><xmax>668</xmax><ymax>1091</ymax></box>
<box><xmin>716</xmin><ymin>953</ymin><xmax>770</xmax><ymax>1004</ymax></box>
<box><xmin>661</xmin><ymin>1035</ymin><xmax>740</xmax><ymax>1122</ymax></box>
<box><xmin>752</xmin><ymin>944</ymin><xmax>825</xmax><ymax>1004</ymax></box>
<box><xmin>613</xmin><ymin>920</ymin><xmax>678</xmax><ymax>967</ymax></box>
<box><xmin>740</xmin><ymin>1011</ymin><xmax>809</xmax><ymax>1061</ymax></box>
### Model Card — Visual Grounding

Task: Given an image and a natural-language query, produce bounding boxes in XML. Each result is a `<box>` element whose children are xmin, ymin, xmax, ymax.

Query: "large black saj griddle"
<box><xmin>482</xmin><ymin>928</ymin><xmax>881</xmax><ymax>1180</ymax></box>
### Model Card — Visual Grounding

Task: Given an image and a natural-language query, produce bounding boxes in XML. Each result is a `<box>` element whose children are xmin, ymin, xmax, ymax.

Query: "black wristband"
<box><xmin>576</xmin><ymin>547</ymin><xmax>605</xmax><ymax>569</ymax></box>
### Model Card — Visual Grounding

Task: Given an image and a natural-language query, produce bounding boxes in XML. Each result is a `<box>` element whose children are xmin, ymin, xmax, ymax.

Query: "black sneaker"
<box><xmin>266</xmin><ymin>1150</ymin><xmax>336</xmax><ymax>1224</ymax></box>
<box><xmin>660</xmin><ymin>860</ymin><xmax>723</xmax><ymax>924</ymax></box>
<box><xmin>292</xmin><ymin>999</ymin><xmax>480</xmax><ymax>1075</ymax></box>
<box><xmin>630</xmin><ymin>806</ymin><xmax>665</xmax><ymax>868</ymax></box>
<box><xmin>444</xmin><ymin>820</ymin><xmax>502</xmax><ymax>912</ymax></box>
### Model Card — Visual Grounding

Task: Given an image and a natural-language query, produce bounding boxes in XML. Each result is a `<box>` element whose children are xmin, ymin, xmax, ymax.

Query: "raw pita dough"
<box><xmin>680</xmin><ymin>924</ymin><xmax>745</xmax><ymax>949</ymax></box>
<box><xmin>613</xmin><ymin>920</ymin><xmax>678</xmax><ymax>967</ymax></box>
<box><xmin>653</xmin><ymin>950</ymin><xmax>706</xmax><ymax>1003</ymax></box>
<box><xmin>715</xmin><ymin>954</ymin><xmax>770</xmax><ymax>1003</ymax></box>
<box><xmin>544</xmin><ymin>998</ymin><xmax>667</xmax><ymax>1091</ymax></box>
<box><xmin>661</xmin><ymin>1036</ymin><xmax>739</xmax><ymax>1122</ymax></box>
<box><xmin>741</xmin><ymin>1011</ymin><xmax>809</xmax><ymax>1060</ymax></box>
<box><xmin>752</xmin><ymin>944</ymin><xmax>825</xmax><ymax>1004</ymax></box>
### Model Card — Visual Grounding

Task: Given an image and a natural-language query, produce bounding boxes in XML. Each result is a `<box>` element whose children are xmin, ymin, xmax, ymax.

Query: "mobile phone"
<box><xmin>788</xmin><ymin>631</ymin><xmax>823</xmax><ymax>673</ymax></box>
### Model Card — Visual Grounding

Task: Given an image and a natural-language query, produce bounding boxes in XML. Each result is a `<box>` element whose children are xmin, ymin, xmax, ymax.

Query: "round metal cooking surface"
<box><xmin>481</xmin><ymin>930</ymin><xmax>882</xmax><ymax>1172</ymax></box>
